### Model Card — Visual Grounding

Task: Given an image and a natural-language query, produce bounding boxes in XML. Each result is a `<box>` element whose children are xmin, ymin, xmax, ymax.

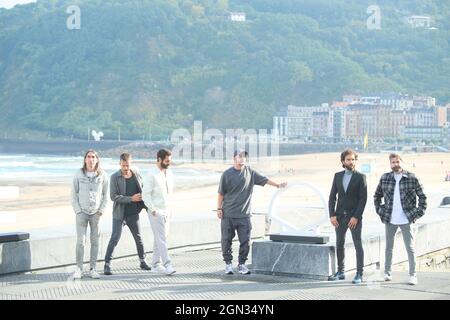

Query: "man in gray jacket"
<box><xmin>103</xmin><ymin>153</ymin><xmax>151</xmax><ymax>275</ymax></box>
<box><xmin>71</xmin><ymin>149</ymin><xmax>108</xmax><ymax>279</ymax></box>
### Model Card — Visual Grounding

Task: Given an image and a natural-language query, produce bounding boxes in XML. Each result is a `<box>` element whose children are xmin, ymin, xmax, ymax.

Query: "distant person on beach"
<box><xmin>103</xmin><ymin>152</ymin><xmax>151</xmax><ymax>275</ymax></box>
<box><xmin>328</xmin><ymin>149</ymin><xmax>367</xmax><ymax>284</ymax></box>
<box><xmin>217</xmin><ymin>149</ymin><xmax>287</xmax><ymax>275</ymax></box>
<box><xmin>374</xmin><ymin>153</ymin><xmax>427</xmax><ymax>286</ymax></box>
<box><xmin>71</xmin><ymin>149</ymin><xmax>109</xmax><ymax>279</ymax></box>
<box><xmin>142</xmin><ymin>149</ymin><xmax>176</xmax><ymax>276</ymax></box>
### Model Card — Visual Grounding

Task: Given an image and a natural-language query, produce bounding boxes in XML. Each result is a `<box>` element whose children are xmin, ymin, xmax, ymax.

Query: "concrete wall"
<box><xmin>252</xmin><ymin>206</ymin><xmax>450</xmax><ymax>279</ymax></box>
<box><xmin>0</xmin><ymin>215</ymin><xmax>266</xmax><ymax>275</ymax></box>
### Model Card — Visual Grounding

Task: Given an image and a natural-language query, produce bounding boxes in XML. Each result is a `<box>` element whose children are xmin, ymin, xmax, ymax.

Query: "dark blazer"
<box><xmin>328</xmin><ymin>170</ymin><xmax>367</xmax><ymax>220</ymax></box>
<box><xmin>110</xmin><ymin>169</ymin><xmax>147</xmax><ymax>221</ymax></box>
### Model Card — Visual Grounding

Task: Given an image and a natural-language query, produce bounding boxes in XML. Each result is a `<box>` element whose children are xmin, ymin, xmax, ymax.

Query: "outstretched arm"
<box><xmin>266</xmin><ymin>180</ymin><xmax>287</xmax><ymax>188</ymax></box>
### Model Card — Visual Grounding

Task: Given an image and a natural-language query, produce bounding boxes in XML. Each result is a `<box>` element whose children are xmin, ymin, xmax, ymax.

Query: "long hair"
<box><xmin>82</xmin><ymin>149</ymin><xmax>101</xmax><ymax>175</ymax></box>
<box><xmin>340</xmin><ymin>149</ymin><xmax>358</xmax><ymax>168</ymax></box>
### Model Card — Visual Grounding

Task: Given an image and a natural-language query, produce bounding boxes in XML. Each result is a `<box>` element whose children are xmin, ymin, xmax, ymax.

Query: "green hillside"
<box><xmin>0</xmin><ymin>0</ymin><xmax>449</xmax><ymax>139</ymax></box>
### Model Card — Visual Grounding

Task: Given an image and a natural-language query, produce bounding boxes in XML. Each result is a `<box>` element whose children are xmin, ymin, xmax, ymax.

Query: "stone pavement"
<box><xmin>1</xmin><ymin>243</ymin><xmax>449</xmax><ymax>300</ymax></box>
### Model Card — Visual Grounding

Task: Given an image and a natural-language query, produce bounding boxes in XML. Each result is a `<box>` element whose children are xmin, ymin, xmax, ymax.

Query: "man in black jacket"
<box><xmin>328</xmin><ymin>149</ymin><xmax>367</xmax><ymax>284</ymax></box>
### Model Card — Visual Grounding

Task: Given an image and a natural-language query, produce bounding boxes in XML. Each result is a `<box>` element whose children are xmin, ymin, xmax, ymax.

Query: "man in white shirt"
<box><xmin>143</xmin><ymin>149</ymin><xmax>176</xmax><ymax>275</ymax></box>
<box><xmin>374</xmin><ymin>153</ymin><xmax>427</xmax><ymax>285</ymax></box>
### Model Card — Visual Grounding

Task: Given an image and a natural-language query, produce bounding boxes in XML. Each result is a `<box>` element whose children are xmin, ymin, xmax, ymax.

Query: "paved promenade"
<box><xmin>1</xmin><ymin>243</ymin><xmax>449</xmax><ymax>300</ymax></box>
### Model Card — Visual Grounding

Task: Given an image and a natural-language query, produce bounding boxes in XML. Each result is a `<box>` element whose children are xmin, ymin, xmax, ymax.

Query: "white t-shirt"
<box><xmin>390</xmin><ymin>172</ymin><xmax>409</xmax><ymax>225</ymax></box>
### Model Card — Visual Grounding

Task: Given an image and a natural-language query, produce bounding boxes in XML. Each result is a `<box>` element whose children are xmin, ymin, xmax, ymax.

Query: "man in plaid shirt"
<box><xmin>374</xmin><ymin>153</ymin><xmax>427</xmax><ymax>285</ymax></box>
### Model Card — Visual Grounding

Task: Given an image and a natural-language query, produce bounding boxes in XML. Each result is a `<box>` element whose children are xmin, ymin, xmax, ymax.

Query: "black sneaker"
<box><xmin>328</xmin><ymin>271</ymin><xmax>345</xmax><ymax>281</ymax></box>
<box><xmin>104</xmin><ymin>264</ymin><xmax>112</xmax><ymax>276</ymax></box>
<box><xmin>140</xmin><ymin>261</ymin><xmax>151</xmax><ymax>270</ymax></box>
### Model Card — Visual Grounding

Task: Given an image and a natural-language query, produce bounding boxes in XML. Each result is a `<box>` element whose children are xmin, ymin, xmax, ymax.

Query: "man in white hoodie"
<box><xmin>143</xmin><ymin>149</ymin><xmax>176</xmax><ymax>275</ymax></box>
<box><xmin>71</xmin><ymin>149</ymin><xmax>109</xmax><ymax>279</ymax></box>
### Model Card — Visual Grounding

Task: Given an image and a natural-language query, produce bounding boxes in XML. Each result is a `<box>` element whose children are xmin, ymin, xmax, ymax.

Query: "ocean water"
<box><xmin>0</xmin><ymin>154</ymin><xmax>221</xmax><ymax>188</ymax></box>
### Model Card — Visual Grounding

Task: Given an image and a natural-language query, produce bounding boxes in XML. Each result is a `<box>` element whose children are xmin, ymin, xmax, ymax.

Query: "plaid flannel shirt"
<box><xmin>373</xmin><ymin>170</ymin><xmax>427</xmax><ymax>224</ymax></box>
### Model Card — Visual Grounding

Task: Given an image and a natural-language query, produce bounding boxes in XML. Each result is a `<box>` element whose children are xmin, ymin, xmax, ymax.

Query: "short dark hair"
<box><xmin>234</xmin><ymin>149</ymin><xmax>249</xmax><ymax>158</ymax></box>
<box><xmin>340</xmin><ymin>149</ymin><xmax>358</xmax><ymax>163</ymax></box>
<box><xmin>120</xmin><ymin>152</ymin><xmax>131</xmax><ymax>162</ymax></box>
<box><xmin>389</xmin><ymin>153</ymin><xmax>403</xmax><ymax>161</ymax></box>
<box><xmin>157</xmin><ymin>149</ymin><xmax>172</xmax><ymax>162</ymax></box>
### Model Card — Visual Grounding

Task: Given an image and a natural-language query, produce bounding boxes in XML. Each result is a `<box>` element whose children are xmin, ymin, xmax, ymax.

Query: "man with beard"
<box><xmin>328</xmin><ymin>149</ymin><xmax>367</xmax><ymax>284</ymax></box>
<box><xmin>374</xmin><ymin>153</ymin><xmax>427</xmax><ymax>285</ymax></box>
<box><xmin>143</xmin><ymin>149</ymin><xmax>176</xmax><ymax>275</ymax></box>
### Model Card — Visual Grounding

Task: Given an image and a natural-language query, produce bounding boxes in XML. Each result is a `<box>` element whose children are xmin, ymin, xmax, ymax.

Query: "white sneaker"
<box><xmin>72</xmin><ymin>267</ymin><xmax>82</xmax><ymax>279</ymax></box>
<box><xmin>165</xmin><ymin>264</ymin><xmax>176</xmax><ymax>276</ymax></box>
<box><xmin>89</xmin><ymin>269</ymin><xmax>100</xmax><ymax>279</ymax></box>
<box><xmin>237</xmin><ymin>264</ymin><xmax>251</xmax><ymax>275</ymax></box>
<box><xmin>383</xmin><ymin>272</ymin><xmax>392</xmax><ymax>281</ymax></box>
<box><xmin>409</xmin><ymin>275</ymin><xmax>418</xmax><ymax>285</ymax></box>
<box><xmin>225</xmin><ymin>263</ymin><xmax>234</xmax><ymax>275</ymax></box>
<box><xmin>152</xmin><ymin>264</ymin><xmax>166</xmax><ymax>273</ymax></box>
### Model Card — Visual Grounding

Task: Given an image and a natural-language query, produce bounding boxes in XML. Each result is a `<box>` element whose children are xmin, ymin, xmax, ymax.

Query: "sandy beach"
<box><xmin>1</xmin><ymin>152</ymin><xmax>449</xmax><ymax>233</ymax></box>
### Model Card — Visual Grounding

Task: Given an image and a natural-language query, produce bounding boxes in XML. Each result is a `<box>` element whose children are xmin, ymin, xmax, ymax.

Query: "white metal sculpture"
<box><xmin>91</xmin><ymin>130</ymin><xmax>104</xmax><ymax>141</ymax></box>
<box><xmin>267</xmin><ymin>182</ymin><xmax>329</xmax><ymax>235</ymax></box>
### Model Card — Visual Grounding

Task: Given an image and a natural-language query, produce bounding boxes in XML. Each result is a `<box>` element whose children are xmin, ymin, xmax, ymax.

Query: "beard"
<box><xmin>161</xmin><ymin>163</ymin><xmax>170</xmax><ymax>169</ymax></box>
<box><xmin>343</xmin><ymin>164</ymin><xmax>355</xmax><ymax>171</ymax></box>
<box><xmin>392</xmin><ymin>165</ymin><xmax>402</xmax><ymax>172</ymax></box>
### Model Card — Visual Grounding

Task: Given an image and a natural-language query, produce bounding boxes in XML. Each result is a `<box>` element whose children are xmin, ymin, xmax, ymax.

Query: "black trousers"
<box><xmin>104</xmin><ymin>214</ymin><xmax>145</xmax><ymax>264</ymax></box>
<box><xmin>221</xmin><ymin>217</ymin><xmax>252</xmax><ymax>265</ymax></box>
<box><xmin>335</xmin><ymin>214</ymin><xmax>364</xmax><ymax>275</ymax></box>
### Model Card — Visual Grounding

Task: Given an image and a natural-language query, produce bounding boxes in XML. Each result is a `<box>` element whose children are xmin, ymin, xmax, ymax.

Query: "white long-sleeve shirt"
<box><xmin>143</xmin><ymin>168</ymin><xmax>174</xmax><ymax>214</ymax></box>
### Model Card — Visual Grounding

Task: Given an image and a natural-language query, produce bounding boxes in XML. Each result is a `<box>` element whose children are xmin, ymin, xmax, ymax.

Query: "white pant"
<box><xmin>148</xmin><ymin>210</ymin><xmax>172</xmax><ymax>267</ymax></box>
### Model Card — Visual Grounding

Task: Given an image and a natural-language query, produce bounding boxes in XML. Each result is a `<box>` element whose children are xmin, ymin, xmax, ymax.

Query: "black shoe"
<box><xmin>104</xmin><ymin>264</ymin><xmax>112</xmax><ymax>276</ymax></box>
<box><xmin>328</xmin><ymin>271</ymin><xmax>345</xmax><ymax>281</ymax></box>
<box><xmin>140</xmin><ymin>261</ymin><xmax>151</xmax><ymax>270</ymax></box>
